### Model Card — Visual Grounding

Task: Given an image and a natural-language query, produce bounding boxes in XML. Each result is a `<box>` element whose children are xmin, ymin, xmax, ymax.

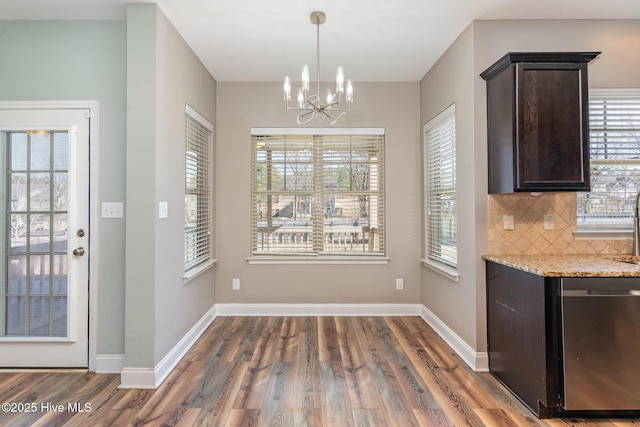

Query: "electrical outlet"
<box><xmin>503</xmin><ymin>214</ymin><xmax>514</xmax><ymax>231</ymax></box>
<box><xmin>395</xmin><ymin>278</ymin><xmax>404</xmax><ymax>290</ymax></box>
<box><xmin>232</xmin><ymin>278</ymin><xmax>240</xmax><ymax>290</ymax></box>
<box><xmin>543</xmin><ymin>214</ymin><xmax>555</xmax><ymax>231</ymax></box>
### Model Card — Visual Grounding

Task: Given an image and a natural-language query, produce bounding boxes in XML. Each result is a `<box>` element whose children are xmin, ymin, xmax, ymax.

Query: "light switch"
<box><xmin>102</xmin><ymin>202</ymin><xmax>124</xmax><ymax>218</ymax></box>
<box><xmin>159</xmin><ymin>201</ymin><xmax>168</xmax><ymax>219</ymax></box>
<box><xmin>544</xmin><ymin>214</ymin><xmax>555</xmax><ymax>230</ymax></box>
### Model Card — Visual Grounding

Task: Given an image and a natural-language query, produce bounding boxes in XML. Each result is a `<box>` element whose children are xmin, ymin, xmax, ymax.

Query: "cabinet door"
<box><xmin>515</xmin><ymin>62</ymin><xmax>590</xmax><ymax>191</ymax></box>
<box><xmin>486</xmin><ymin>262</ymin><xmax>549</xmax><ymax>414</ymax></box>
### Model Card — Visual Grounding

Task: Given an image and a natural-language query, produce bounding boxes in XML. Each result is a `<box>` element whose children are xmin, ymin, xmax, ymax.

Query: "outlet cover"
<box><xmin>503</xmin><ymin>214</ymin><xmax>515</xmax><ymax>231</ymax></box>
<box><xmin>543</xmin><ymin>214</ymin><xmax>555</xmax><ymax>231</ymax></box>
<box><xmin>232</xmin><ymin>278</ymin><xmax>240</xmax><ymax>290</ymax></box>
<box><xmin>395</xmin><ymin>278</ymin><xmax>404</xmax><ymax>290</ymax></box>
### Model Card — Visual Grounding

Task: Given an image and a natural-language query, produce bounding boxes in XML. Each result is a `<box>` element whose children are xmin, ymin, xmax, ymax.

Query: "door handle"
<box><xmin>72</xmin><ymin>247</ymin><xmax>85</xmax><ymax>256</ymax></box>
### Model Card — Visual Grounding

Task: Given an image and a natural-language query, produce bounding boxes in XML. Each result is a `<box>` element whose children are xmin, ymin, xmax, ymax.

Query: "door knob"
<box><xmin>73</xmin><ymin>247</ymin><xmax>85</xmax><ymax>256</ymax></box>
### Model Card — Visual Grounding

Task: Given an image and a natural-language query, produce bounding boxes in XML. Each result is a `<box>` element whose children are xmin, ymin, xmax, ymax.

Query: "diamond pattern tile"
<box><xmin>487</xmin><ymin>193</ymin><xmax>633</xmax><ymax>255</ymax></box>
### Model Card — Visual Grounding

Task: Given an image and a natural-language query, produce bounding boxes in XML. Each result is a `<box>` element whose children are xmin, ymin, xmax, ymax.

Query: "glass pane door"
<box><xmin>2</xmin><ymin>130</ymin><xmax>69</xmax><ymax>338</ymax></box>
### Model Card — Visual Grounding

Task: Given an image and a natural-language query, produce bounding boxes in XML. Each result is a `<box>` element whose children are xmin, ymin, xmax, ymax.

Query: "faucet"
<box><xmin>635</xmin><ymin>191</ymin><xmax>640</xmax><ymax>256</ymax></box>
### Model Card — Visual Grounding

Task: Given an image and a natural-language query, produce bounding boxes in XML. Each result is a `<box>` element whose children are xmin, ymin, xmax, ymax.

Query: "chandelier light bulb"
<box><xmin>301</xmin><ymin>65</ymin><xmax>310</xmax><ymax>92</ymax></box>
<box><xmin>346</xmin><ymin>79</ymin><xmax>353</xmax><ymax>104</ymax></box>
<box><xmin>284</xmin><ymin>76</ymin><xmax>291</xmax><ymax>101</ymax></box>
<box><xmin>297</xmin><ymin>88</ymin><xmax>305</xmax><ymax>109</ymax></box>
<box><xmin>336</xmin><ymin>66</ymin><xmax>344</xmax><ymax>93</ymax></box>
<box><xmin>326</xmin><ymin>89</ymin><xmax>334</xmax><ymax>105</ymax></box>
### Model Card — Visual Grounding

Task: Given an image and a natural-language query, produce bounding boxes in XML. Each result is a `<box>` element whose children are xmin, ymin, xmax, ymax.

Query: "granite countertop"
<box><xmin>482</xmin><ymin>254</ymin><xmax>640</xmax><ymax>277</ymax></box>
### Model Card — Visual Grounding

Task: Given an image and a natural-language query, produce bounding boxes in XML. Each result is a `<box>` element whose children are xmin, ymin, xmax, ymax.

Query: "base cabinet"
<box><xmin>486</xmin><ymin>261</ymin><xmax>561</xmax><ymax>417</ymax></box>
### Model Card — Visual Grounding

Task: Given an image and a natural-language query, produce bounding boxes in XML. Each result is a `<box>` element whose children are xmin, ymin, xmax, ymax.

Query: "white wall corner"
<box><xmin>95</xmin><ymin>354</ymin><xmax>125</xmax><ymax>374</ymax></box>
<box><xmin>420</xmin><ymin>305</ymin><xmax>489</xmax><ymax>372</ymax></box>
<box><xmin>119</xmin><ymin>304</ymin><xmax>217</xmax><ymax>389</ymax></box>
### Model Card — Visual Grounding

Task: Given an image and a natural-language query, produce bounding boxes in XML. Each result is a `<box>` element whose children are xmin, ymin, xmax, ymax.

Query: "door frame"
<box><xmin>0</xmin><ymin>100</ymin><xmax>99</xmax><ymax>370</ymax></box>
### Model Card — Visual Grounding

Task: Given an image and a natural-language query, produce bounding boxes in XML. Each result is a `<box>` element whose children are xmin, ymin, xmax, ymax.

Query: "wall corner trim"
<box><xmin>119</xmin><ymin>304</ymin><xmax>218</xmax><ymax>389</ymax></box>
<box><xmin>420</xmin><ymin>305</ymin><xmax>489</xmax><ymax>372</ymax></box>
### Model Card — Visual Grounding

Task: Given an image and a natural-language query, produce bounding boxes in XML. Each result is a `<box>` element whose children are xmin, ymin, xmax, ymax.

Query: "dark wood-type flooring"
<box><xmin>0</xmin><ymin>316</ymin><xmax>639</xmax><ymax>426</ymax></box>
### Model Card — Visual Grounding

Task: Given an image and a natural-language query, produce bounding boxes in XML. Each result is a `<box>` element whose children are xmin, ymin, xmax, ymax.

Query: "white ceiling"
<box><xmin>1</xmin><ymin>0</ymin><xmax>638</xmax><ymax>82</ymax></box>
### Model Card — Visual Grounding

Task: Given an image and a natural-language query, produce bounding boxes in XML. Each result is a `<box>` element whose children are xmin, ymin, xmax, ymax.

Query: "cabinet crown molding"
<box><xmin>480</xmin><ymin>52</ymin><xmax>601</xmax><ymax>81</ymax></box>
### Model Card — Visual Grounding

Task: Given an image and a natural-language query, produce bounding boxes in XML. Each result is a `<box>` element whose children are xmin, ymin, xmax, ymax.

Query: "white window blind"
<box><xmin>425</xmin><ymin>105</ymin><xmax>457</xmax><ymax>268</ymax></box>
<box><xmin>184</xmin><ymin>106</ymin><xmax>213</xmax><ymax>271</ymax></box>
<box><xmin>251</xmin><ymin>130</ymin><xmax>384</xmax><ymax>256</ymax></box>
<box><xmin>577</xmin><ymin>90</ymin><xmax>640</xmax><ymax>227</ymax></box>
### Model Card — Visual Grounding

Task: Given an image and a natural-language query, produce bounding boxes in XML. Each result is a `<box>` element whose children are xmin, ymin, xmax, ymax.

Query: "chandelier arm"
<box><xmin>329</xmin><ymin>111</ymin><xmax>347</xmax><ymax>125</ymax></box>
<box><xmin>299</xmin><ymin>109</ymin><xmax>316</xmax><ymax>119</ymax></box>
<box><xmin>297</xmin><ymin>112</ymin><xmax>315</xmax><ymax>125</ymax></box>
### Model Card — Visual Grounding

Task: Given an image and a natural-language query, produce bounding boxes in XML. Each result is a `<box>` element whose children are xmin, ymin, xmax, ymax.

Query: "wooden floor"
<box><xmin>0</xmin><ymin>316</ymin><xmax>638</xmax><ymax>426</ymax></box>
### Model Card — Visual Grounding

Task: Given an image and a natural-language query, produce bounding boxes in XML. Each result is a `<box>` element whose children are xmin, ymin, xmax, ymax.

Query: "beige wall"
<box><xmin>420</xmin><ymin>19</ymin><xmax>640</xmax><ymax>356</ymax></box>
<box><xmin>216</xmin><ymin>82</ymin><xmax>421</xmax><ymax>304</ymax></box>
<box><xmin>420</xmin><ymin>25</ymin><xmax>482</xmax><ymax>350</ymax></box>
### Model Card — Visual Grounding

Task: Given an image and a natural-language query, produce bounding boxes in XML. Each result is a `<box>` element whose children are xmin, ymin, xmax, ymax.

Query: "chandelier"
<box><xmin>284</xmin><ymin>11</ymin><xmax>353</xmax><ymax>125</ymax></box>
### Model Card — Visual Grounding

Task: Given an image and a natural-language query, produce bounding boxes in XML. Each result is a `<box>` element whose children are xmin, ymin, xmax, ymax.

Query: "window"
<box><xmin>251</xmin><ymin>129</ymin><xmax>384</xmax><ymax>259</ymax></box>
<box><xmin>424</xmin><ymin>105</ymin><xmax>457</xmax><ymax>270</ymax></box>
<box><xmin>577</xmin><ymin>90</ymin><xmax>640</xmax><ymax>229</ymax></box>
<box><xmin>184</xmin><ymin>105</ymin><xmax>213</xmax><ymax>274</ymax></box>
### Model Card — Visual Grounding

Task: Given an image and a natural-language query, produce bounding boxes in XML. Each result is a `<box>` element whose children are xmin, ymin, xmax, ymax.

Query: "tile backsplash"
<box><xmin>488</xmin><ymin>193</ymin><xmax>631</xmax><ymax>255</ymax></box>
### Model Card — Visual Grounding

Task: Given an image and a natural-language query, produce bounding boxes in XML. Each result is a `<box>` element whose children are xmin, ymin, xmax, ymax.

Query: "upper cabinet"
<box><xmin>481</xmin><ymin>52</ymin><xmax>600</xmax><ymax>194</ymax></box>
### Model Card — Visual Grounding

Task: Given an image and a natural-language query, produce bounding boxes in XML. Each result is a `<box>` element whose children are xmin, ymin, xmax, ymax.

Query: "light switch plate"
<box><xmin>102</xmin><ymin>202</ymin><xmax>124</xmax><ymax>218</ymax></box>
<box><xmin>159</xmin><ymin>201</ymin><xmax>168</xmax><ymax>219</ymax></box>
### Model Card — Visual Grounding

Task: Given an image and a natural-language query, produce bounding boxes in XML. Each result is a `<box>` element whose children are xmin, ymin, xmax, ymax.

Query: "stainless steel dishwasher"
<box><xmin>561</xmin><ymin>277</ymin><xmax>640</xmax><ymax>410</ymax></box>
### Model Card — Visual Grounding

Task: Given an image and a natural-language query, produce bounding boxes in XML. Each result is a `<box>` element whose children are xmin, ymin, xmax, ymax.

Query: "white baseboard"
<box><xmin>420</xmin><ymin>305</ymin><xmax>489</xmax><ymax>372</ymax></box>
<box><xmin>119</xmin><ymin>367</ymin><xmax>156</xmax><ymax>389</ymax></box>
<box><xmin>119</xmin><ymin>304</ymin><xmax>217</xmax><ymax>389</ymax></box>
<box><xmin>95</xmin><ymin>354</ymin><xmax>125</xmax><ymax>373</ymax></box>
<box><xmin>215</xmin><ymin>303</ymin><xmax>421</xmax><ymax>316</ymax></box>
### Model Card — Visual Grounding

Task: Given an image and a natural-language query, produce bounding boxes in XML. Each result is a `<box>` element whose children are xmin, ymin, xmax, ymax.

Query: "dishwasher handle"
<box><xmin>563</xmin><ymin>289</ymin><xmax>640</xmax><ymax>297</ymax></box>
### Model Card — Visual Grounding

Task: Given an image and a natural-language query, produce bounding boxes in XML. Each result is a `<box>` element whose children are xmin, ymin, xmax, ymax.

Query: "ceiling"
<box><xmin>1</xmin><ymin>0</ymin><xmax>638</xmax><ymax>82</ymax></box>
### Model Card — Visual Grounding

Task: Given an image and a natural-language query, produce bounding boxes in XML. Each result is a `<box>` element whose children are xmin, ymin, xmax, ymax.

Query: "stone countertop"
<box><xmin>482</xmin><ymin>254</ymin><xmax>640</xmax><ymax>277</ymax></box>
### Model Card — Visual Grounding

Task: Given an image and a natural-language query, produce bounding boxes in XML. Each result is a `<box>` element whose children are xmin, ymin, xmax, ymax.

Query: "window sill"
<box><xmin>573</xmin><ymin>228</ymin><xmax>632</xmax><ymax>240</ymax></box>
<box><xmin>247</xmin><ymin>255</ymin><xmax>390</xmax><ymax>265</ymax></box>
<box><xmin>421</xmin><ymin>258</ymin><xmax>459</xmax><ymax>282</ymax></box>
<box><xmin>183</xmin><ymin>258</ymin><xmax>217</xmax><ymax>284</ymax></box>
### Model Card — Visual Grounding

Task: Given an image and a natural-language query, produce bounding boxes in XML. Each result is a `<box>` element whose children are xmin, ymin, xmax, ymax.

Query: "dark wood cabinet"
<box><xmin>486</xmin><ymin>261</ymin><xmax>561</xmax><ymax>417</ymax></box>
<box><xmin>481</xmin><ymin>52</ymin><xmax>599</xmax><ymax>193</ymax></box>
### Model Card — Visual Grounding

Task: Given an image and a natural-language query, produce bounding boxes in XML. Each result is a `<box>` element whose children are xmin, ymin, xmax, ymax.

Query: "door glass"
<box><xmin>2</xmin><ymin>130</ymin><xmax>68</xmax><ymax>337</ymax></box>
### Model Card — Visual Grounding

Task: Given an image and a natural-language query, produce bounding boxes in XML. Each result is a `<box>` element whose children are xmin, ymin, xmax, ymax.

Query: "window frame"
<box><xmin>575</xmin><ymin>89</ymin><xmax>640</xmax><ymax>237</ymax></box>
<box><xmin>248</xmin><ymin>128</ymin><xmax>388</xmax><ymax>265</ymax></box>
<box><xmin>422</xmin><ymin>104</ymin><xmax>459</xmax><ymax>282</ymax></box>
<box><xmin>183</xmin><ymin>104</ymin><xmax>215</xmax><ymax>281</ymax></box>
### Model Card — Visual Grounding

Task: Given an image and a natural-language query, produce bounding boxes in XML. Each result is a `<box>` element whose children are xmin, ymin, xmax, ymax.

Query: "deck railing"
<box><xmin>256</xmin><ymin>225</ymin><xmax>379</xmax><ymax>253</ymax></box>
